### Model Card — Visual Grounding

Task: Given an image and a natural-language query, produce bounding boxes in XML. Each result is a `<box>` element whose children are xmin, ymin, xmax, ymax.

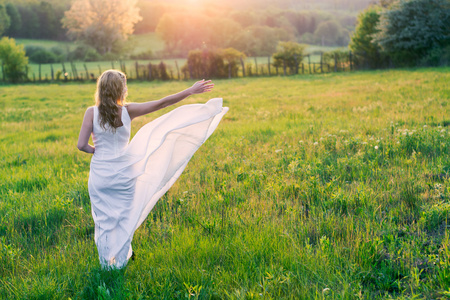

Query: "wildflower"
<box><xmin>375</xmin><ymin>146</ymin><xmax>379</xmax><ymax>150</ymax></box>
<box><xmin>275</xmin><ymin>149</ymin><xmax>282</xmax><ymax>153</ymax></box>
<box><xmin>299</xmin><ymin>140</ymin><xmax>304</xmax><ymax>143</ymax></box>
<box><xmin>423</xmin><ymin>125</ymin><xmax>428</xmax><ymax>128</ymax></box>
<box><xmin>314</xmin><ymin>142</ymin><xmax>319</xmax><ymax>146</ymax></box>
<box><xmin>323</xmin><ymin>288</ymin><xmax>330</xmax><ymax>293</ymax></box>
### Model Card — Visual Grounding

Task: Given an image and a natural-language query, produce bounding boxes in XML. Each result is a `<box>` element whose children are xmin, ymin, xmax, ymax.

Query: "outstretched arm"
<box><xmin>126</xmin><ymin>80</ymin><xmax>214</xmax><ymax>120</ymax></box>
<box><xmin>77</xmin><ymin>107</ymin><xmax>95</xmax><ymax>154</ymax></box>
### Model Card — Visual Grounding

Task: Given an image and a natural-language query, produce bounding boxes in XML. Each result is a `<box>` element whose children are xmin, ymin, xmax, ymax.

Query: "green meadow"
<box><xmin>1</xmin><ymin>68</ymin><xmax>450</xmax><ymax>299</ymax></box>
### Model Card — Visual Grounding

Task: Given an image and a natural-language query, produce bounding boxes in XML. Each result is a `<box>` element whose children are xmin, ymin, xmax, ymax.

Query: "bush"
<box><xmin>130</xmin><ymin>50</ymin><xmax>153</xmax><ymax>60</ymax></box>
<box><xmin>272</xmin><ymin>41</ymin><xmax>306</xmax><ymax>73</ymax></box>
<box><xmin>68</xmin><ymin>45</ymin><xmax>102</xmax><ymax>62</ymax></box>
<box><xmin>25</xmin><ymin>45</ymin><xmax>64</xmax><ymax>64</ymax></box>
<box><xmin>182</xmin><ymin>48</ymin><xmax>245</xmax><ymax>79</ymax></box>
<box><xmin>0</xmin><ymin>37</ymin><xmax>28</xmax><ymax>82</ymax></box>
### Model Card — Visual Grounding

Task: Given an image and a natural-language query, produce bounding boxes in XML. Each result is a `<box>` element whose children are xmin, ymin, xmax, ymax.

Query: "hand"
<box><xmin>189</xmin><ymin>79</ymin><xmax>214</xmax><ymax>95</ymax></box>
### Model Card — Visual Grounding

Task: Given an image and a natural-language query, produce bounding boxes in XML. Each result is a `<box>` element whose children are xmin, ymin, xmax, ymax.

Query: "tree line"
<box><xmin>349</xmin><ymin>0</ymin><xmax>450</xmax><ymax>67</ymax></box>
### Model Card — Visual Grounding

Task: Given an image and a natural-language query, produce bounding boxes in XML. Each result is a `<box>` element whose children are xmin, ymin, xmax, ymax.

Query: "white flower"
<box><xmin>323</xmin><ymin>288</ymin><xmax>330</xmax><ymax>293</ymax></box>
<box><xmin>314</xmin><ymin>142</ymin><xmax>319</xmax><ymax>146</ymax></box>
<box><xmin>423</xmin><ymin>125</ymin><xmax>428</xmax><ymax>128</ymax></box>
<box><xmin>299</xmin><ymin>140</ymin><xmax>304</xmax><ymax>143</ymax></box>
<box><xmin>375</xmin><ymin>146</ymin><xmax>379</xmax><ymax>150</ymax></box>
<box><xmin>275</xmin><ymin>149</ymin><xmax>282</xmax><ymax>153</ymax></box>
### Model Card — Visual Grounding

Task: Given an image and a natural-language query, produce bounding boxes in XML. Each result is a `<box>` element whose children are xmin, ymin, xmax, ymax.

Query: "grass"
<box><xmin>1</xmin><ymin>68</ymin><xmax>449</xmax><ymax>299</ymax></box>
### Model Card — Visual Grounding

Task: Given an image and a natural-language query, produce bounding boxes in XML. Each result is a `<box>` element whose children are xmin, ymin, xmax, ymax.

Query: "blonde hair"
<box><xmin>95</xmin><ymin>70</ymin><xmax>128</xmax><ymax>132</ymax></box>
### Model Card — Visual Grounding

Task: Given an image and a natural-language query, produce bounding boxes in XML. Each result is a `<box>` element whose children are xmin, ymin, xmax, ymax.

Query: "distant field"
<box><xmin>15</xmin><ymin>34</ymin><xmax>343</xmax><ymax>79</ymax></box>
<box><xmin>1</xmin><ymin>68</ymin><xmax>449</xmax><ymax>299</ymax></box>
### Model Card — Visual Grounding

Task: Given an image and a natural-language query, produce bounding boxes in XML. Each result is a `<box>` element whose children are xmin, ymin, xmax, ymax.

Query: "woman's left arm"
<box><xmin>127</xmin><ymin>80</ymin><xmax>214</xmax><ymax>120</ymax></box>
<box><xmin>77</xmin><ymin>107</ymin><xmax>95</xmax><ymax>154</ymax></box>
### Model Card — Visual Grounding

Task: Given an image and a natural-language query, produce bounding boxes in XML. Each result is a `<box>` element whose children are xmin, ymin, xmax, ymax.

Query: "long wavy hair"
<box><xmin>95</xmin><ymin>70</ymin><xmax>128</xmax><ymax>132</ymax></box>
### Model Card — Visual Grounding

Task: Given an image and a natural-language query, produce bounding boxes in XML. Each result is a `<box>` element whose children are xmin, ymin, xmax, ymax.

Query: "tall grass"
<box><xmin>0</xmin><ymin>68</ymin><xmax>449</xmax><ymax>299</ymax></box>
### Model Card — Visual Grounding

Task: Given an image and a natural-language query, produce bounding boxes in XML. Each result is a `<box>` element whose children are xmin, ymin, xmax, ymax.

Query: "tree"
<box><xmin>5</xmin><ymin>3</ymin><xmax>21</xmax><ymax>37</ymax></box>
<box><xmin>63</xmin><ymin>0</ymin><xmax>142</xmax><ymax>55</ymax></box>
<box><xmin>314</xmin><ymin>20</ymin><xmax>344</xmax><ymax>46</ymax></box>
<box><xmin>349</xmin><ymin>6</ymin><xmax>387</xmax><ymax>68</ymax></box>
<box><xmin>0</xmin><ymin>37</ymin><xmax>28</xmax><ymax>82</ymax></box>
<box><xmin>375</xmin><ymin>0</ymin><xmax>450</xmax><ymax>66</ymax></box>
<box><xmin>272</xmin><ymin>41</ymin><xmax>305</xmax><ymax>73</ymax></box>
<box><xmin>0</xmin><ymin>4</ymin><xmax>11</xmax><ymax>36</ymax></box>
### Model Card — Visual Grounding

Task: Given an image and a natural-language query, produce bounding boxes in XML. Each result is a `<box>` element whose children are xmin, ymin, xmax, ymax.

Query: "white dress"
<box><xmin>88</xmin><ymin>98</ymin><xmax>228</xmax><ymax>268</ymax></box>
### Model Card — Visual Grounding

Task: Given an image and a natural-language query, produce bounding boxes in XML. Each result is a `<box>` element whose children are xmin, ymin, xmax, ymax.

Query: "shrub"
<box><xmin>272</xmin><ymin>41</ymin><xmax>306</xmax><ymax>74</ymax></box>
<box><xmin>0</xmin><ymin>37</ymin><xmax>28</xmax><ymax>82</ymax></box>
<box><xmin>130</xmin><ymin>50</ymin><xmax>153</xmax><ymax>60</ymax></box>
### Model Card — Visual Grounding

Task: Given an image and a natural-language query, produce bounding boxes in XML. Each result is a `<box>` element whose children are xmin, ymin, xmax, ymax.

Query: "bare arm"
<box><xmin>77</xmin><ymin>107</ymin><xmax>95</xmax><ymax>154</ymax></box>
<box><xmin>126</xmin><ymin>80</ymin><xmax>214</xmax><ymax>120</ymax></box>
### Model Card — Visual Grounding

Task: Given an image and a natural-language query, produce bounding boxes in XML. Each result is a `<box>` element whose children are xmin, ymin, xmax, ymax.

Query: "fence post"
<box><xmin>294</xmin><ymin>55</ymin><xmax>298</xmax><ymax>74</ymax></box>
<box><xmin>62</xmin><ymin>62</ymin><xmax>67</xmax><ymax>81</ymax></box>
<box><xmin>240</xmin><ymin>57</ymin><xmax>245</xmax><ymax>77</ymax></box>
<box><xmin>267</xmin><ymin>56</ymin><xmax>271</xmax><ymax>75</ymax></box>
<box><xmin>320</xmin><ymin>52</ymin><xmax>323</xmax><ymax>73</ymax></box>
<box><xmin>349</xmin><ymin>51</ymin><xmax>353</xmax><ymax>71</ymax></box>
<box><xmin>39</xmin><ymin>64</ymin><xmax>41</xmax><ymax>82</ymax></box>
<box><xmin>302</xmin><ymin>63</ymin><xmax>304</xmax><ymax>74</ymax></box>
<box><xmin>135</xmin><ymin>61</ymin><xmax>139</xmax><ymax>80</ymax></box>
<box><xmin>175</xmin><ymin>60</ymin><xmax>180</xmax><ymax>80</ymax></box>
<box><xmin>147</xmin><ymin>63</ymin><xmax>152</xmax><ymax>81</ymax></box>
<box><xmin>51</xmin><ymin>64</ymin><xmax>54</xmax><ymax>81</ymax></box>
<box><xmin>254</xmin><ymin>57</ymin><xmax>258</xmax><ymax>76</ymax></box>
<box><xmin>313</xmin><ymin>63</ymin><xmax>316</xmax><ymax>73</ymax></box>
<box><xmin>308</xmin><ymin>55</ymin><xmax>311</xmax><ymax>74</ymax></box>
<box><xmin>334</xmin><ymin>53</ymin><xmax>338</xmax><ymax>72</ymax></box>
<box><xmin>84</xmin><ymin>64</ymin><xmax>89</xmax><ymax>81</ymax></box>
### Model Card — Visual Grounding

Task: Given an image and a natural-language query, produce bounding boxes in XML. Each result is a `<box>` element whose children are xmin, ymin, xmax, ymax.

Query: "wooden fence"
<box><xmin>1</xmin><ymin>51</ymin><xmax>360</xmax><ymax>83</ymax></box>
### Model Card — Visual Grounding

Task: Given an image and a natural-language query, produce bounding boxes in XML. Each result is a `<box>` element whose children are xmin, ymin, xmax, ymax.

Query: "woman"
<box><xmin>77</xmin><ymin>70</ymin><xmax>228</xmax><ymax>268</ymax></box>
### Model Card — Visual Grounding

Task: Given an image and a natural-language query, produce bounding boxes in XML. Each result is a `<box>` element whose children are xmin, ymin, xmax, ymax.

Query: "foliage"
<box><xmin>4</xmin><ymin>3</ymin><xmax>21</xmax><ymax>37</ymax></box>
<box><xmin>0</xmin><ymin>4</ymin><xmax>11</xmax><ymax>36</ymax></box>
<box><xmin>375</xmin><ymin>0</ymin><xmax>450</xmax><ymax>66</ymax></box>
<box><xmin>62</xmin><ymin>0</ymin><xmax>142</xmax><ymax>55</ymax></box>
<box><xmin>272</xmin><ymin>41</ymin><xmax>306</xmax><ymax>71</ymax></box>
<box><xmin>230</xmin><ymin>25</ymin><xmax>292</xmax><ymax>57</ymax></box>
<box><xmin>0</xmin><ymin>37</ymin><xmax>28</xmax><ymax>82</ymax></box>
<box><xmin>314</xmin><ymin>20</ymin><xmax>346</xmax><ymax>46</ymax></box>
<box><xmin>349</xmin><ymin>6</ymin><xmax>388</xmax><ymax>69</ymax></box>
<box><xmin>0</xmin><ymin>69</ymin><xmax>449</xmax><ymax>298</ymax></box>
<box><xmin>181</xmin><ymin>48</ymin><xmax>246</xmax><ymax>79</ymax></box>
<box><xmin>8</xmin><ymin>2</ymin><xmax>67</xmax><ymax>40</ymax></box>
<box><xmin>323</xmin><ymin>49</ymin><xmax>350</xmax><ymax>69</ymax></box>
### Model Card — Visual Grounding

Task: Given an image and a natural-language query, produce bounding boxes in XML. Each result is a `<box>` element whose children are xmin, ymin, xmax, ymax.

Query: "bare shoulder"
<box><xmin>85</xmin><ymin>106</ymin><xmax>94</xmax><ymax>115</ymax></box>
<box><xmin>83</xmin><ymin>106</ymin><xmax>95</xmax><ymax>121</ymax></box>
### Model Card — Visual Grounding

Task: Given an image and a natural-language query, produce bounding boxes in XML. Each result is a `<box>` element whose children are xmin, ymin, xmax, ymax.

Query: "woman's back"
<box><xmin>92</xmin><ymin>106</ymin><xmax>131</xmax><ymax>160</ymax></box>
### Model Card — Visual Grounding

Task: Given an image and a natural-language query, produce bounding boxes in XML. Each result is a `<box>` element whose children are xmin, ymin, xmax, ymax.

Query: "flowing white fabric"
<box><xmin>88</xmin><ymin>98</ymin><xmax>228</xmax><ymax>268</ymax></box>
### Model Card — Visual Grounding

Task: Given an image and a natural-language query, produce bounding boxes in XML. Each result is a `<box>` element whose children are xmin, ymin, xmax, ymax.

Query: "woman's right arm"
<box><xmin>126</xmin><ymin>80</ymin><xmax>214</xmax><ymax>120</ymax></box>
<box><xmin>77</xmin><ymin>107</ymin><xmax>95</xmax><ymax>154</ymax></box>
